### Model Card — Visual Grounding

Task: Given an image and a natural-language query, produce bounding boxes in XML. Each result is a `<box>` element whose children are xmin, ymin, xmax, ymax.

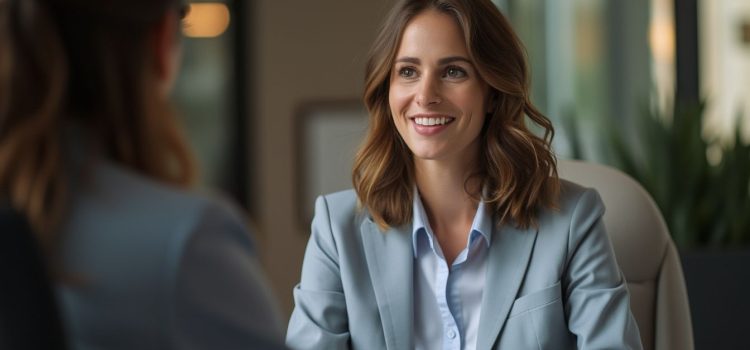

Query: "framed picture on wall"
<box><xmin>295</xmin><ymin>100</ymin><xmax>369</xmax><ymax>232</ymax></box>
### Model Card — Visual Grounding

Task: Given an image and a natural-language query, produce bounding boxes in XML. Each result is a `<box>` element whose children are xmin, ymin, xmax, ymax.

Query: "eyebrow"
<box><xmin>394</xmin><ymin>56</ymin><xmax>473</xmax><ymax>65</ymax></box>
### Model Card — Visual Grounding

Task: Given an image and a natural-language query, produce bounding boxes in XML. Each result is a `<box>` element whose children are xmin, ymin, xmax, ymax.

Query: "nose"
<box><xmin>415</xmin><ymin>75</ymin><xmax>442</xmax><ymax>106</ymax></box>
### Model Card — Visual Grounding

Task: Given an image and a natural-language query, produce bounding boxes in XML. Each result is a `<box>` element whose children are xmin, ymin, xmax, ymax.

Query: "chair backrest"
<box><xmin>0</xmin><ymin>204</ymin><xmax>67</xmax><ymax>350</ymax></box>
<box><xmin>558</xmin><ymin>160</ymin><xmax>694</xmax><ymax>350</ymax></box>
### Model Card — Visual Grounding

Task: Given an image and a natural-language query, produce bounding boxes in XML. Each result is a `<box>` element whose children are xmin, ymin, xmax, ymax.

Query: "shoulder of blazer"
<box><xmin>68</xmin><ymin>159</ymin><xmax>250</xmax><ymax>259</ymax></box>
<box><xmin>320</xmin><ymin>189</ymin><xmax>368</xmax><ymax>226</ymax></box>
<box><xmin>555</xmin><ymin>179</ymin><xmax>603</xmax><ymax>214</ymax></box>
<box><xmin>532</xmin><ymin>179</ymin><xmax>605</xmax><ymax>232</ymax></box>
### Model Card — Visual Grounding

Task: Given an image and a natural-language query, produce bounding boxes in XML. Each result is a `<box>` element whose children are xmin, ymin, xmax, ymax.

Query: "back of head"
<box><xmin>0</xmin><ymin>0</ymin><xmax>194</xmax><ymax>250</ymax></box>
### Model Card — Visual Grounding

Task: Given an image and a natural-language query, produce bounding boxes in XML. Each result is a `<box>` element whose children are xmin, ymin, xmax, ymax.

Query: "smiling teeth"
<box><xmin>415</xmin><ymin>117</ymin><xmax>451</xmax><ymax>126</ymax></box>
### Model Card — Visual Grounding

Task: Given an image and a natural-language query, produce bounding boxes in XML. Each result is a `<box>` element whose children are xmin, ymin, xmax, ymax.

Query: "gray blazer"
<box><xmin>287</xmin><ymin>181</ymin><xmax>642</xmax><ymax>349</ymax></box>
<box><xmin>56</xmin><ymin>158</ymin><xmax>284</xmax><ymax>350</ymax></box>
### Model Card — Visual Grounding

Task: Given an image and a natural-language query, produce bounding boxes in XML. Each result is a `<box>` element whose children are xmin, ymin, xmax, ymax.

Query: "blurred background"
<box><xmin>175</xmin><ymin>0</ymin><xmax>748</xmax><ymax>348</ymax></box>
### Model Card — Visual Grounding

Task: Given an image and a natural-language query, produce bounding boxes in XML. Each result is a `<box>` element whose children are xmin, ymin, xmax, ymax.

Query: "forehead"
<box><xmin>395</xmin><ymin>9</ymin><xmax>469</xmax><ymax>59</ymax></box>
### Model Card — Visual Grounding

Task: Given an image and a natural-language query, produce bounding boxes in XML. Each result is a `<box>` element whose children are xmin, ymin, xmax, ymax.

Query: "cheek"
<box><xmin>387</xmin><ymin>95</ymin><xmax>400</xmax><ymax>125</ymax></box>
<box><xmin>388</xmin><ymin>85</ymin><xmax>410</xmax><ymax>115</ymax></box>
<box><xmin>388</xmin><ymin>93</ymin><xmax>410</xmax><ymax>138</ymax></box>
<box><xmin>387</xmin><ymin>100</ymin><xmax>398</xmax><ymax>127</ymax></box>
<box><xmin>457</xmin><ymin>88</ymin><xmax>488</xmax><ymax>130</ymax></box>
<box><xmin>457</xmin><ymin>86</ymin><xmax>488</xmax><ymax>112</ymax></box>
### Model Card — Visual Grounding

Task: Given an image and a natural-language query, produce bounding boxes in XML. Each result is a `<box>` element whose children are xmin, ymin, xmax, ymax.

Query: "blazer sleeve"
<box><xmin>286</xmin><ymin>195</ymin><xmax>350</xmax><ymax>350</ymax></box>
<box><xmin>563</xmin><ymin>189</ymin><xmax>643</xmax><ymax>350</ymax></box>
<box><xmin>169</xmin><ymin>200</ymin><xmax>286</xmax><ymax>350</ymax></box>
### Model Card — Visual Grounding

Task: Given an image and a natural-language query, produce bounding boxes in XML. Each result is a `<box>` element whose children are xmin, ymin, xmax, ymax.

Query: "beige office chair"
<box><xmin>558</xmin><ymin>160</ymin><xmax>694</xmax><ymax>350</ymax></box>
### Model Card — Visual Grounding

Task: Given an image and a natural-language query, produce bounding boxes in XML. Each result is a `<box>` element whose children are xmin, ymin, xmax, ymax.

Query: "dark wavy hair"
<box><xmin>353</xmin><ymin>0</ymin><xmax>559</xmax><ymax>230</ymax></box>
<box><xmin>0</xmin><ymin>0</ymin><xmax>195</xmax><ymax>251</ymax></box>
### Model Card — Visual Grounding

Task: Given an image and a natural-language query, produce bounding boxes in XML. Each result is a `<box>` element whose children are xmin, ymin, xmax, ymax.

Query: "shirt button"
<box><xmin>447</xmin><ymin>329</ymin><xmax>456</xmax><ymax>339</ymax></box>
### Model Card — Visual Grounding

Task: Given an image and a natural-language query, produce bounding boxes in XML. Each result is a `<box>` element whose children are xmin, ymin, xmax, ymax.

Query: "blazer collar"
<box><xmin>361</xmin><ymin>219</ymin><xmax>414</xmax><ymax>350</ymax></box>
<box><xmin>411</xmin><ymin>191</ymin><xmax>493</xmax><ymax>257</ymax></box>
<box><xmin>361</xmin><ymin>216</ymin><xmax>537</xmax><ymax>350</ymax></box>
<box><xmin>476</xmin><ymin>222</ymin><xmax>538</xmax><ymax>349</ymax></box>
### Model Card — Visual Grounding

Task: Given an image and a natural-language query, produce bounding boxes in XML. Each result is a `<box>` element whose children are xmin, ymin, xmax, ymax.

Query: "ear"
<box><xmin>150</xmin><ymin>10</ymin><xmax>181</xmax><ymax>89</ymax></box>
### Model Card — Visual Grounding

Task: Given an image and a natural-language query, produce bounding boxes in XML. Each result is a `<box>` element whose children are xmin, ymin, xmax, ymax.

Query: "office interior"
<box><xmin>173</xmin><ymin>0</ymin><xmax>748</xmax><ymax>348</ymax></box>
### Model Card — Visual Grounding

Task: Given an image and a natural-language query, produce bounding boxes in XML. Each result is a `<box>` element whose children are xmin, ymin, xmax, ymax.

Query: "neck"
<box><xmin>414</xmin><ymin>156</ymin><xmax>483</xmax><ymax>266</ymax></box>
<box><xmin>414</xmin><ymin>156</ymin><xmax>481</xmax><ymax>235</ymax></box>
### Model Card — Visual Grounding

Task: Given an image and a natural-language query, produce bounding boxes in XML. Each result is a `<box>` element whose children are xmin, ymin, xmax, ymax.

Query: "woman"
<box><xmin>287</xmin><ymin>0</ymin><xmax>642</xmax><ymax>349</ymax></box>
<box><xmin>0</xmin><ymin>0</ymin><xmax>283</xmax><ymax>348</ymax></box>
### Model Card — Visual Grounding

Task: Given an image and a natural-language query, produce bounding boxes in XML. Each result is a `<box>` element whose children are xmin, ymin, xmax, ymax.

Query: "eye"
<box><xmin>444</xmin><ymin>66</ymin><xmax>467</xmax><ymax>79</ymax></box>
<box><xmin>398</xmin><ymin>67</ymin><xmax>417</xmax><ymax>79</ymax></box>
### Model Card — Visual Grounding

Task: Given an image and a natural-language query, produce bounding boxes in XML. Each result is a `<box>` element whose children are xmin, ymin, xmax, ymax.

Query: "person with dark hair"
<box><xmin>286</xmin><ymin>0</ymin><xmax>642</xmax><ymax>349</ymax></box>
<box><xmin>0</xmin><ymin>0</ymin><xmax>284</xmax><ymax>348</ymax></box>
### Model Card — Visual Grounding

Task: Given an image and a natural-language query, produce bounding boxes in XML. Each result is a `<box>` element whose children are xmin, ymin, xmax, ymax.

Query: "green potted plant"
<box><xmin>605</xmin><ymin>103</ymin><xmax>750</xmax><ymax>247</ymax></box>
<box><xmin>562</xmin><ymin>102</ymin><xmax>750</xmax><ymax>348</ymax></box>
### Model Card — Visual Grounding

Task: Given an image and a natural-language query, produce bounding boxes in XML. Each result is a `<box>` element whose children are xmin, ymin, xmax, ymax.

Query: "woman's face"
<box><xmin>388</xmin><ymin>9</ymin><xmax>489</xmax><ymax>165</ymax></box>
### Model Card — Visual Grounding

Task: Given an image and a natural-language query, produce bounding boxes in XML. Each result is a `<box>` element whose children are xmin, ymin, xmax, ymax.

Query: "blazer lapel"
<box><xmin>476</xmin><ymin>223</ymin><xmax>538</xmax><ymax>349</ymax></box>
<box><xmin>361</xmin><ymin>219</ymin><xmax>414</xmax><ymax>350</ymax></box>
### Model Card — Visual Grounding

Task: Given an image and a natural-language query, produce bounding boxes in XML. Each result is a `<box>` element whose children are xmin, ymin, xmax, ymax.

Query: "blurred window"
<box><xmin>174</xmin><ymin>0</ymin><xmax>249</xmax><ymax>207</ymax></box>
<box><xmin>497</xmin><ymin>0</ymin><xmax>656</xmax><ymax>161</ymax></box>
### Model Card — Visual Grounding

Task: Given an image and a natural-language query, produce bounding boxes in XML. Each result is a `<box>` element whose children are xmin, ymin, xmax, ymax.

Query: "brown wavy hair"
<box><xmin>0</xmin><ymin>0</ymin><xmax>195</xmax><ymax>252</ymax></box>
<box><xmin>353</xmin><ymin>0</ymin><xmax>559</xmax><ymax>230</ymax></box>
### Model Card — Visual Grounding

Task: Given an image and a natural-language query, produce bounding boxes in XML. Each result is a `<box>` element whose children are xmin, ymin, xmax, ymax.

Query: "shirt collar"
<box><xmin>411</xmin><ymin>189</ymin><xmax>492</xmax><ymax>257</ymax></box>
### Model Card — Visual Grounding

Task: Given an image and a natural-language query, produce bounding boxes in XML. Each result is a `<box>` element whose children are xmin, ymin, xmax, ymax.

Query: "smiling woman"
<box><xmin>286</xmin><ymin>0</ymin><xmax>644</xmax><ymax>349</ymax></box>
<box><xmin>388</xmin><ymin>10</ymin><xmax>488</xmax><ymax>171</ymax></box>
<box><xmin>354</xmin><ymin>0</ymin><xmax>559</xmax><ymax>233</ymax></box>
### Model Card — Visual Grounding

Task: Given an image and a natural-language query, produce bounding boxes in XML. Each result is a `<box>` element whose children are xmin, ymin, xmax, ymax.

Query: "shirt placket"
<box><xmin>436</xmin><ymin>256</ymin><xmax>461</xmax><ymax>350</ymax></box>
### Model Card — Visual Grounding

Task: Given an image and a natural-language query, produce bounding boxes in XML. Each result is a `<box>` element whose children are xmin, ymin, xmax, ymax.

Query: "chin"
<box><xmin>411</xmin><ymin>150</ymin><xmax>445</xmax><ymax>161</ymax></box>
<box><xmin>406</xmin><ymin>141</ymin><xmax>446</xmax><ymax>159</ymax></box>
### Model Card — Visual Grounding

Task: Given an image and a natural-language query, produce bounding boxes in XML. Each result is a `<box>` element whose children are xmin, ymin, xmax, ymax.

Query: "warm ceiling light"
<box><xmin>183</xmin><ymin>3</ymin><xmax>230</xmax><ymax>38</ymax></box>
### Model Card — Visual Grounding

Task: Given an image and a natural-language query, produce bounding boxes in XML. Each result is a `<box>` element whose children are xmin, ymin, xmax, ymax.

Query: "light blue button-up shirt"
<box><xmin>412</xmin><ymin>191</ymin><xmax>493</xmax><ymax>350</ymax></box>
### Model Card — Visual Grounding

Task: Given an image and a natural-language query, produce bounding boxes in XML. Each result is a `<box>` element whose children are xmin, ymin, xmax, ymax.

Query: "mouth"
<box><xmin>410</xmin><ymin>114</ymin><xmax>455</xmax><ymax>126</ymax></box>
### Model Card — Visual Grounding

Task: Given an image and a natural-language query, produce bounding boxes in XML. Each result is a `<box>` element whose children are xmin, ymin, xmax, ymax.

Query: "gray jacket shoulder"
<box><xmin>544</xmin><ymin>178</ymin><xmax>605</xmax><ymax>223</ymax></box>
<box><xmin>316</xmin><ymin>189</ymin><xmax>364</xmax><ymax>231</ymax></box>
<box><xmin>59</xmin><ymin>160</ymin><xmax>281</xmax><ymax>349</ymax></box>
<box><xmin>320</xmin><ymin>189</ymin><xmax>360</xmax><ymax>216</ymax></box>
